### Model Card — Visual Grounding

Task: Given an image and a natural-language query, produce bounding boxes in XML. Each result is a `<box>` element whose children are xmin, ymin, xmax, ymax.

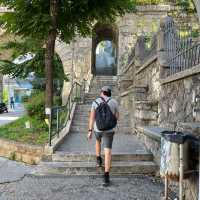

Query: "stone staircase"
<box><xmin>36</xmin><ymin>76</ymin><xmax>157</xmax><ymax>176</ymax></box>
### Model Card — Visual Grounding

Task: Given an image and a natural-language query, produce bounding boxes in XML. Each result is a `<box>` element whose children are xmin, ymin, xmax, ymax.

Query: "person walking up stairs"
<box><xmin>88</xmin><ymin>86</ymin><xmax>119</xmax><ymax>186</ymax></box>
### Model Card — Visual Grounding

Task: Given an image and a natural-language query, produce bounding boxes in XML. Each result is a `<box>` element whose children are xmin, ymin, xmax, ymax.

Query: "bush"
<box><xmin>3</xmin><ymin>89</ymin><xmax>8</xmax><ymax>104</ymax></box>
<box><xmin>53</xmin><ymin>95</ymin><xmax>62</xmax><ymax>106</ymax></box>
<box><xmin>21</xmin><ymin>95</ymin><xmax>29</xmax><ymax>103</ymax></box>
<box><xmin>25</xmin><ymin>91</ymin><xmax>45</xmax><ymax>119</ymax></box>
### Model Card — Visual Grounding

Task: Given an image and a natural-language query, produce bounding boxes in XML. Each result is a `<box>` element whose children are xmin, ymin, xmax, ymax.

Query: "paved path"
<box><xmin>0</xmin><ymin>104</ymin><xmax>25</xmax><ymax>126</ymax></box>
<box><xmin>0</xmin><ymin>157</ymin><xmax>35</xmax><ymax>184</ymax></box>
<box><xmin>0</xmin><ymin>175</ymin><xmax>164</xmax><ymax>200</ymax></box>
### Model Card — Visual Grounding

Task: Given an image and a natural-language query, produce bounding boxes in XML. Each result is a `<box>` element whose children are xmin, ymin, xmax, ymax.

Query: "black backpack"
<box><xmin>95</xmin><ymin>97</ymin><xmax>117</xmax><ymax>131</ymax></box>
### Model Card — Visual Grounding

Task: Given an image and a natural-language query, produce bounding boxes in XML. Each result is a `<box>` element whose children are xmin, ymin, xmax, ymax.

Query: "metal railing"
<box><xmin>163</xmin><ymin>17</ymin><xmax>200</xmax><ymax>76</ymax></box>
<box><xmin>168</xmin><ymin>43</ymin><xmax>200</xmax><ymax>75</ymax></box>
<box><xmin>49</xmin><ymin>81</ymin><xmax>82</xmax><ymax>146</ymax></box>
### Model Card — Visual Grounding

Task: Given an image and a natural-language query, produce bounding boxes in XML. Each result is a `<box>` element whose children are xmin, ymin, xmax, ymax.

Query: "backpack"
<box><xmin>95</xmin><ymin>97</ymin><xmax>117</xmax><ymax>131</ymax></box>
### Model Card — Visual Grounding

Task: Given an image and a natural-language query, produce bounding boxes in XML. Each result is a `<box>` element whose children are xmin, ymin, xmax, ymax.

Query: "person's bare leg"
<box><xmin>96</xmin><ymin>140</ymin><xmax>101</xmax><ymax>157</ymax></box>
<box><xmin>103</xmin><ymin>148</ymin><xmax>111</xmax><ymax>186</ymax></box>
<box><xmin>104</xmin><ymin>148</ymin><xmax>112</xmax><ymax>172</ymax></box>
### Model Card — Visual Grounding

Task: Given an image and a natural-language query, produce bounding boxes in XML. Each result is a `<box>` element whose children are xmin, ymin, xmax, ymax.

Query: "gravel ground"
<box><xmin>0</xmin><ymin>175</ymin><xmax>164</xmax><ymax>200</ymax></box>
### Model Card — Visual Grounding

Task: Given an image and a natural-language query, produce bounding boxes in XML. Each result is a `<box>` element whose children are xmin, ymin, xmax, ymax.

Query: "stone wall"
<box><xmin>120</xmin><ymin>56</ymin><xmax>161</xmax><ymax>129</ymax></box>
<box><xmin>136</xmin><ymin>58</ymin><xmax>161</xmax><ymax>102</ymax></box>
<box><xmin>159</xmin><ymin>70</ymin><xmax>200</xmax><ymax>128</ymax></box>
<box><xmin>159</xmin><ymin>69</ymin><xmax>200</xmax><ymax>200</ymax></box>
<box><xmin>0</xmin><ymin>138</ymin><xmax>44</xmax><ymax>164</ymax></box>
<box><xmin>117</xmin><ymin>10</ymin><xmax>167</xmax><ymax>74</ymax></box>
<box><xmin>119</xmin><ymin>15</ymin><xmax>200</xmax><ymax>199</ymax></box>
<box><xmin>55</xmin><ymin>38</ymin><xmax>92</xmax><ymax>104</ymax></box>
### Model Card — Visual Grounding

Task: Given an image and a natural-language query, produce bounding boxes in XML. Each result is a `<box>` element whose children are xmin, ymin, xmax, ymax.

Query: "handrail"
<box><xmin>48</xmin><ymin>71</ymin><xmax>93</xmax><ymax>146</ymax></box>
<box><xmin>48</xmin><ymin>81</ymin><xmax>83</xmax><ymax>146</ymax></box>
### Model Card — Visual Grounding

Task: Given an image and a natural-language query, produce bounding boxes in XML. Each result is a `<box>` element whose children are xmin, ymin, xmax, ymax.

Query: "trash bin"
<box><xmin>160</xmin><ymin>131</ymin><xmax>198</xmax><ymax>200</ymax></box>
<box><xmin>160</xmin><ymin>131</ymin><xmax>189</xmax><ymax>181</ymax></box>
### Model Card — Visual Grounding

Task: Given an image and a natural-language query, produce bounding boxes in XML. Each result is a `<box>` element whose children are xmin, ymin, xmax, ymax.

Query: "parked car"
<box><xmin>0</xmin><ymin>103</ymin><xmax>8</xmax><ymax>113</ymax></box>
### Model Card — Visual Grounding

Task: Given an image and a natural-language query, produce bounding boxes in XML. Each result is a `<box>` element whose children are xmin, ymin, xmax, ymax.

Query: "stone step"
<box><xmin>72</xmin><ymin>119</ymin><xmax>130</xmax><ymax>124</ymax></box>
<box><xmin>73</xmin><ymin>109</ymin><xmax>130</xmax><ymax>115</ymax></box>
<box><xmin>84</xmin><ymin>95</ymin><xmax>119</xmax><ymax>100</ymax></box>
<box><xmin>75</xmin><ymin>104</ymin><xmax>130</xmax><ymax>111</ymax></box>
<box><xmin>71</xmin><ymin>122</ymin><xmax>130</xmax><ymax>128</ymax></box>
<box><xmin>35</xmin><ymin>161</ymin><xmax>157</xmax><ymax>176</ymax></box>
<box><xmin>91</xmin><ymin>82</ymin><xmax>117</xmax><ymax>86</ymax></box>
<box><xmin>75</xmin><ymin>106</ymin><xmax>130</xmax><ymax>113</ymax></box>
<box><xmin>73</xmin><ymin>113</ymin><xmax>129</xmax><ymax>119</ymax></box>
<box><xmin>52</xmin><ymin>152</ymin><xmax>153</xmax><ymax>162</ymax></box>
<box><xmin>95</xmin><ymin>76</ymin><xmax>117</xmax><ymax>80</ymax></box>
<box><xmin>70</xmin><ymin>127</ymin><xmax>131</xmax><ymax>134</ymax></box>
<box><xmin>89</xmin><ymin>91</ymin><xmax>119</xmax><ymax>95</ymax></box>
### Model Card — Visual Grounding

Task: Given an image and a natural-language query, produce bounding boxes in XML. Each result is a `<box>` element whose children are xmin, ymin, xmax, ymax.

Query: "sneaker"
<box><xmin>96</xmin><ymin>156</ymin><xmax>102</xmax><ymax>167</ymax></box>
<box><xmin>103</xmin><ymin>172</ymin><xmax>110</xmax><ymax>187</ymax></box>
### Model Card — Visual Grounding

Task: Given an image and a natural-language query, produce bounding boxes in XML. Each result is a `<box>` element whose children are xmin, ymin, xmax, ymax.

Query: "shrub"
<box><xmin>3</xmin><ymin>89</ymin><xmax>8</xmax><ymax>104</ymax></box>
<box><xmin>25</xmin><ymin>91</ymin><xmax>45</xmax><ymax>119</ymax></box>
<box><xmin>21</xmin><ymin>95</ymin><xmax>29</xmax><ymax>103</ymax></box>
<box><xmin>53</xmin><ymin>95</ymin><xmax>62</xmax><ymax>106</ymax></box>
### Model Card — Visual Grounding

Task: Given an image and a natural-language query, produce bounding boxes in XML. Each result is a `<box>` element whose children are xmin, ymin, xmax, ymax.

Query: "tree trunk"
<box><xmin>44</xmin><ymin>0</ymin><xmax>59</xmax><ymax>109</ymax></box>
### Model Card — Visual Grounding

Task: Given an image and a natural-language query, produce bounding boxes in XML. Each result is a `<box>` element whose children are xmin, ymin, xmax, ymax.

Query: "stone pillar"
<box><xmin>157</xmin><ymin>17</ymin><xmax>172</xmax><ymax>79</ymax></box>
<box><xmin>134</xmin><ymin>34</ymin><xmax>145</xmax><ymax>68</ymax></box>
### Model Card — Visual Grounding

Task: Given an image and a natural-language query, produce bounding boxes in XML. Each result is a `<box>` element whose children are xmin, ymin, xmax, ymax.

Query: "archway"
<box><xmin>92</xmin><ymin>23</ymin><xmax>118</xmax><ymax>76</ymax></box>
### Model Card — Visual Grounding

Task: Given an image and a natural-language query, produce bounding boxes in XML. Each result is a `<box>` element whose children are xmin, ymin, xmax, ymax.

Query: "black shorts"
<box><xmin>94</xmin><ymin>131</ymin><xmax>115</xmax><ymax>149</ymax></box>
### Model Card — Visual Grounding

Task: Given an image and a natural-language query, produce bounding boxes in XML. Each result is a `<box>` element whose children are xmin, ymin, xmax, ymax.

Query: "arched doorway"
<box><xmin>92</xmin><ymin>23</ymin><xmax>118</xmax><ymax>76</ymax></box>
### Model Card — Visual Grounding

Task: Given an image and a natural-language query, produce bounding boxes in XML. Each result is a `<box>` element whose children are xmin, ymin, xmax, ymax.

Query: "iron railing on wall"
<box><xmin>164</xmin><ymin>17</ymin><xmax>200</xmax><ymax>76</ymax></box>
<box><xmin>48</xmin><ymin>81</ymin><xmax>84</xmax><ymax>146</ymax></box>
<box><xmin>168</xmin><ymin>43</ymin><xmax>200</xmax><ymax>75</ymax></box>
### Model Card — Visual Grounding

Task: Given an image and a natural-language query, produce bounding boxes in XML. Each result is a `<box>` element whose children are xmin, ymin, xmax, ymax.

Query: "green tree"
<box><xmin>0</xmin><ymin>0</ymin><xmax>135</xmax><ymax>108</ymax></box>
<box><xmin>0</xmin><ymin>38</ymin><xmax>67</xmax><ymax>81</ymax></box>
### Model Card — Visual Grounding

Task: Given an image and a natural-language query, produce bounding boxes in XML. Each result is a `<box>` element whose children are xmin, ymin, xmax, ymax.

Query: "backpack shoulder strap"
<box><xmin>100</xmin><ymin>96</ymin><xmax>111</xmax><ymax>104</ymax></box>
<box><xmin>106</xmin><ymin>98</ymin><xmax>112</xmax><ymax>104</ymax></box>
<box><xmin>100</xmin><ymin>96</ymin><xmax>106</xmax><ymax>103</ymax></box>
<box><xmin>94</xmin><ymin>97</ymin><xmax>101</xmax><ymax>106</ymax></box>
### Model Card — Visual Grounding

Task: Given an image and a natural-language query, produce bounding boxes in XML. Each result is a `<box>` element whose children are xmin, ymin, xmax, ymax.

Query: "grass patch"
<box><xmin>0</xmin><ymin>115</ymin><xmax>48</xmax><ymax>145</ymax></box>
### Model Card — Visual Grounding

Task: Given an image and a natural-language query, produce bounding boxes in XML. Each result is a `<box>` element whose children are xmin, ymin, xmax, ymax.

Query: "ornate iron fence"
<box><xmin>163</xmin><ymin>17</ymin><xmax>200</xmax><ymax>76</ymax></box>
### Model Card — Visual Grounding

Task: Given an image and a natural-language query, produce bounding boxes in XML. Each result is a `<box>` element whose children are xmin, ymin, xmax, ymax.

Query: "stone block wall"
<box><xmin>136</xmin><ymin>59</ymin><xmax>161</xmax><ymax>102</ymax></box>
<box><xmin>158</xmin><ymin>69</ymin><xmax>200</xmax><ymax>200</ymax></box>
<box><xmin>0</xmin><ymin>138</ymin><xmax>44</xmax><ymax>164</ymax></box>
<box><xmin>55</xmin><ymin>38</ymin><xmax>92</xmax><ymax>104</ymax></box>
<box><xmin>159</xmin><ymin>71</ymin><xmax>200</xmax><ymax>128</ymax></box>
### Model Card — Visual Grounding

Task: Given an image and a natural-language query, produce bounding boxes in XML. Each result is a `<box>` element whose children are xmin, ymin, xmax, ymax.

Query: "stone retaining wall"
<box><xmin>120</xmin><ymin>16</ymin><xmax>200</xmax><ymax>199</ymax></box>
<box><xmin>159</xmin><ymin>67</ymin><xmax>200</xmax><ymax>128</ymax></box>
<box><xmin>0</xmin><ymin>138</ymin><xmax>44</xmax><ymax>164</ymax></box>
<box><xmin>136</xmin><ymin>129</ymin><xmax>161</xmax><ymax>166</ymax></box>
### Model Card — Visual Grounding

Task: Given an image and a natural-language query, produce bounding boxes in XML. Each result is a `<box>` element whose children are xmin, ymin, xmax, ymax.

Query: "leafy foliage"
<box><xmin>25</xmin><ymin>90</ymin><xmax>62</xmax><ymax>119</ymax></box>
<box><xmin>0</xmin><ymin>0</ymin><xmax>135</xmax><ymax>43</ymax></box>
<box><xmin>25</xmin><ymin>91</ymin><xmax>45</xmax><ymax>119</ymax></box>
<box><xmin>0</xmin><ymin>38</ymin><xmax>67</xmax><ymax>80</ymax></box>
<box><xmin>0</xmin><ymin>0</ymin><xmax>136</xmax><ymax>107</ymax></box>
<box><xmin>177</xmin><ymin>0</ymin><xmax>196</xmax><ymax>13</ymax></box>
<box><xmin>2</xmin><ymin>89</ymin><xmax>8</xmax><ymax>104</ymax></box>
